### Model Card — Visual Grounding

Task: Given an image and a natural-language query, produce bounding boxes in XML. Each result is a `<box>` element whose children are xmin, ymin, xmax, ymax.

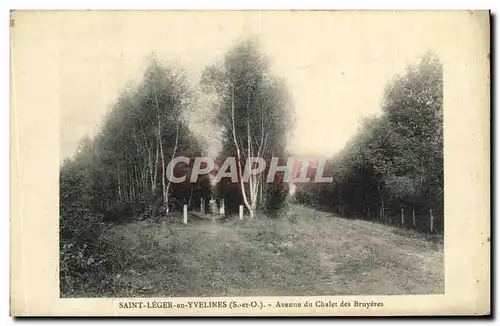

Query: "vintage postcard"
<box><xmin>10</xmin><ymin>10</ymin><xmax>490</xmax><ymax>316</ymax></box>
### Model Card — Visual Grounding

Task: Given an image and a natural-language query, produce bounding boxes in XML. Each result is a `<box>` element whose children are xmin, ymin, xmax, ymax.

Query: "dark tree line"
<box><xmin>295</xmin><ymin>53</ymin><xmax>444</xmax><ymax>233</ymax></box>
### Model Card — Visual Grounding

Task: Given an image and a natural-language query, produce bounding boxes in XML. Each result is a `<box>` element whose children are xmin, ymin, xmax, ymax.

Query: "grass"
<box><xmin>77</xmin><ymin>205</ymin><xmax>444</xmax><ymax>297</ymax></box>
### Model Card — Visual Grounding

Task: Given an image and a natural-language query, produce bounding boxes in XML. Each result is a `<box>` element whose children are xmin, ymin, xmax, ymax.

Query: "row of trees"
<box><xmin>60</xmin><ymin>60</ymin><xmax>211</xmax><ymax>227</ymax></box>
<box><xmin>295</xmin><ymin>53</ymin><xmax>444</xmax><ymax>233</ymax></box>
<box><xmin>59</xmin><ymin>57</ymin><xmax>213</xmax><ymax>295</ymax></box>
<box><xmin>60</xmin><ymin>38</ymin><xmax>443</xmax><ymax>296</ymax></box>
<box><xmin>61</xmin><ymin>41</ymin><xmax>444</xmax><ymax>277</ymax></box>
<box><xmin>60</xmin><ymin>38</ymin><xmax>295</xmax><ymax>240</ymax></box>
<box><xmin>60</xmin><ymin>40</ymin><xmax>295</xmax><ymax>294</ymax></box>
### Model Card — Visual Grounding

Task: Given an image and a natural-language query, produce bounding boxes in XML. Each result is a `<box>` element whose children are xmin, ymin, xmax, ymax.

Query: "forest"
<box><xmin>294</xmin><ymin>52</ymin><xmax>443</xmax><ymax>233</ymax></box>
<box><xmin>59</xmin><ymin>39</ymin><xmax>443</xmax><ymax>296</ymax></box>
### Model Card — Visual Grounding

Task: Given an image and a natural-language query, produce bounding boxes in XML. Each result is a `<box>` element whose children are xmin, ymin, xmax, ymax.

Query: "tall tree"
<box><xmin>201</xmin><ymin>38</ymin><xmax>293</xmax><ymax>218</ymax></box>
<box><xmin>64</xmin><ymin>57</ymin><xmax>204</xmax><ymax>222</ymax></box>
<box><xmin>295</xmin><ymin>52</ymin><xmax>443</xmax><ymax>232</ymax></box>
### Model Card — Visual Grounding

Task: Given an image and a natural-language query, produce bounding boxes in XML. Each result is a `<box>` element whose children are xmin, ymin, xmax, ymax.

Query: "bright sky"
<box><xmin>49</xmin><ymin>11</ymin><xmax>450</xmax><ymax>159</ymax></box>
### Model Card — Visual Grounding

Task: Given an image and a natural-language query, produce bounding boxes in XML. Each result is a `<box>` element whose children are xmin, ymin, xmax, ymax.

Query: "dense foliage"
<box><xmin>295</xmin><ymin>53</ymin><xmax>443</xmax><ymax>233</ymax></box>
<box><xmin>59</xmin><ymin>59</ymin><xmax>208</xmax><ymax>295</ymax></box>
<box><xmin>60</xmin><ymin>45</ymin><xmax>444</xmax><ymax>296</ymax></box>
<box><xmin>201</xmin><ymin>38</ymin><xmax>294</xmax><ymax>218</ymax></box>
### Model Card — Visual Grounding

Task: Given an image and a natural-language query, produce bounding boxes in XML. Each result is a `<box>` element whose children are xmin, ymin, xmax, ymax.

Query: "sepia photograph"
<box><xmin>10</xmin><ymin>10</ymin><xmax>490</xmax><ymax>316</ymax></box>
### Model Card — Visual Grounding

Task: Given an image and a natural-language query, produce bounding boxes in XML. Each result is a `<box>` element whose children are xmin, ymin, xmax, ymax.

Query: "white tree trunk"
<box><xmin>226</xmin><ymin>85</ymin><xmax>270</xmax><ymax>220</ymax></box>
<box><xmin>152</xmin><ymin>76</ymin><xmax>169</xmax><ymax>218</ymax></box>
<box><xmin>117</xmin><ymin>164</ymin><xmax>122</xmax><ymax>201</ymax></box>
<box><xmin>153</xmin><ymin>140</ymin><xmax>159</xmax><ymax>192</ymax></box>
<box><xmin>146</xmin><ymin>141</ymin><xmax>153</xmax><ymax>193</ymax></box>
<box><xmin>158</xmin><ymin>125</ymin><xmax>167</xmax><ymax>216</ymax></box>
<box><xmin>164</xmin><ymin>122</ymin><xmax>179</xmax><ymax>216</ymax></box>
<box><xmin>228</xmin><ymin>85</ymin><xmax>253</xmax><ymax>218</ymax></box>
<box><xmin>429</xmin><ymin>208</ymin><xmax>434</xmax><ymax>233</ymax></box>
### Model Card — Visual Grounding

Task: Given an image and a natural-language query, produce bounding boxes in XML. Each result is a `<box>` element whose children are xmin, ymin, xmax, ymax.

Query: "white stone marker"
<box><xmin>220</xmin><ymin>199</ymin><xmax>225</xmax><ymax>215</ymax></box>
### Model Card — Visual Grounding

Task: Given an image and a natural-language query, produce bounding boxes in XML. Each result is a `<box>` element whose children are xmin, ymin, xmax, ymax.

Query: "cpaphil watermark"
<box><xmin>166</xmin><ymin>156</ymin><xmax>333</xmax><ymax>184</ymax></box>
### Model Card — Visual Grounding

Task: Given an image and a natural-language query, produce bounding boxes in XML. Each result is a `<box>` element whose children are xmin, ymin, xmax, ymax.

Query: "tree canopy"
<box><xmin>201</xmin><ymin>38</ymin><xmax>294</xmax><ymax>218</ymax></box>
<box><xmin>295</xmin><ymin>52</ymin><xmax>443</xmax><ymax>232</ymax></box>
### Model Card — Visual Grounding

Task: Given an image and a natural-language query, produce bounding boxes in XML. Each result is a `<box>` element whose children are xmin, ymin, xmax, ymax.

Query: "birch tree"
<box><xmin>201</xmin><ymin>38</ymin><xmax>293</xmax><ymax>219</ymax></box>
<box><xmin>76</xmin><ymin>58</ymin><xmax>203</xmax><ymax>221</ymax></box>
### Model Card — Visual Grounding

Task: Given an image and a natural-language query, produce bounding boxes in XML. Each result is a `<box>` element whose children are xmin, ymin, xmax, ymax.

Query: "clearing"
<box><xmin>94</xmin><ymin>205</ymin><xmax>443</xmax><ymax>297</ymax></box>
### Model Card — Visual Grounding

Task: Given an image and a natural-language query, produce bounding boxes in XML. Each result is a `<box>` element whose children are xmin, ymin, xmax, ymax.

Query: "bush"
<box><xmin>265</xmin><ymin>183</ymin><xmax>290</xmax><ymax>218</ymax></box>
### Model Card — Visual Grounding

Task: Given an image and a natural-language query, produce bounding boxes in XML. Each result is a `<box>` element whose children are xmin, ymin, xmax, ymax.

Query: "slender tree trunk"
<box><xmin>126</xmin><ymin>169</ymin><xmax>130</xmax><ymax>203</ymax></box>
<box><xmin>140</xmin><ymin>165</ymin><xmax>147</xmax><ymax>198</ymax></box>
<box><xmin>377</xmin><ymin>182</ymin><xmax>384</xmax><ymax>221</ymax></box>
<box><xmin>158</xmin><ymin>125</ymin><xmax>167</xmax><ymax>216</ymax></box>
<box><xmin>117</xmin><ymin>164</ymin><xmax>122</xmax><ymax>201</ymax></box>
<box><xmin>164</xmin><ymin>122</ymin><xmax>179</xmax><ymax>216</ymax></box>
<box><xmin>131</xmin><ymin>172</ymin><xmax>136</xmax><ymax>203</ymax></box>
<box><xmin>153</xmin><ymin>140</ymin><xmax>159</xmax><ymax>193</ymax></box>
<box><xmin>412</xmin><ymin>208</ymin><xmax>416</xmax><ymax>228</ymax></box>
<box><xmin>152</xmin><ymin>75</ymin><xmax>168</xmax><ymax>217</ymax></box>
<box><xmin>146</xmin><ymin>141</ymin><xmax>153</xmax><ymax>193</ymax></box>
<box><xmin>127</xmin><ymin>169</ymin><xmax>132</xmax><ymax>203</ymax></box>
<box><xmin>124</xmin><ymin>168</ymin><xmax>127</xmax><ymax>202</ymax></box>
<box><xmin>259</xmin><ymin>181</ymin><xmax>263</xmax><ymax>206</ymax></box>
<box><xmin>135</xmin><ymin>164</ymin><xmax>139</xmax><ymax>200</ymax></box>
<box><xmin>228</xmin><ymin>85</ymin><xmax>253</xmax><ymax>218</ymax></box>
<box><xmin>429</xmin><ymin>208</ymin><xmax>434</xmax><ymax>233</ymax></box>
<box><xmin>125</xmin><ymin>168</ymin><xmax>132</xmax><ymax>203</ymax></box>
<box><xmin>136</xmin><ymin>166</ymin><xmax>140</xmax><ymax>201</ymax></box>
<box><xmin>247</xmin><ymin>119</ymin><xmax>255</xmax><ymax>219</ymax></box>
<box><xmin>245</xmin><ymin>96</ymin><xmax>260</xmax><ymax>219</ymax></box>
<box><xmin>130</xmin><ymin>127</ymin><xmax>144</xmax><ymax>201</ymax></box>
<box><xmin>401</xmin><ymin>207</ymin><xmax>404</xmax><ymax>226</ymax></box>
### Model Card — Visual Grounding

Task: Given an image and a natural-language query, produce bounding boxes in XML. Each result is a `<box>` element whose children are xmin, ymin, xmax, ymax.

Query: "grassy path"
<box><xmin>100</xmin><ymin>205</ymin><xmax>444</xmax><ymax>297</ymax></box>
